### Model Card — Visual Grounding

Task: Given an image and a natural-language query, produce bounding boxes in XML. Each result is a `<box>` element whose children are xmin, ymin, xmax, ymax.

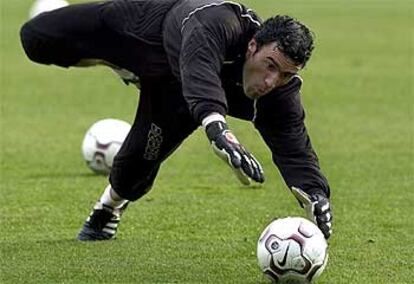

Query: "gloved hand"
<box><xmin>291</xmin><ymin>186</ymin><xmax>332</xmax><ymax>239</ymax></box>
<box><xmin>204</xmin><ymin>119</ymin><xmax>264</xmax><ymax>185</ymax></box>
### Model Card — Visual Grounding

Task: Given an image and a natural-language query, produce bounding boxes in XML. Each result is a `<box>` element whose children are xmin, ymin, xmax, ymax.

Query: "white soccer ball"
<box><xmin>257</xmin><ymin>217</ymin><xmax>328</xmax><ymax>283</ymax></box>
<box><xmin>81</xmin><ymin>118</ymin><xmax>131</xmax><ymax>175</ymax></box>
<box><xmin>29</xmin><ymin>0</ymin><xmax>69</xmax><ymax>19</ymax></box>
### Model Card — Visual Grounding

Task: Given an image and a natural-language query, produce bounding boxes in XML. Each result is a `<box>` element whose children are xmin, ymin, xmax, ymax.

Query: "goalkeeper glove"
<box><xmin>203</xmin><ymin>114</ymin><xmax>264</xmax><ymax>185</ymax></box>
<box><xmin>291</xmin><ymin>186</ymin><xmax>332</xmax><ymax>239</ymax></box>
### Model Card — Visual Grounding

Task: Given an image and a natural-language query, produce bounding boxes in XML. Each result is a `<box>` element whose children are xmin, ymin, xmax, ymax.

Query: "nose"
<box><xmin>264</xmin><ymin>72</ymin><xmax>280</xmax><ymax>89</ymax></box>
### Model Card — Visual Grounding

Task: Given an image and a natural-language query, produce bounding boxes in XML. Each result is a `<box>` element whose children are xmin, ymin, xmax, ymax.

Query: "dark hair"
<box><xmin>254</xmin><ymin>15</ymin><xmax>315</xmax><ymax>67</ymax></box>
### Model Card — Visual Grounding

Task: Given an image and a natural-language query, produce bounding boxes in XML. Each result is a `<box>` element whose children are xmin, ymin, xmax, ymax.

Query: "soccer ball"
<box><xmin>29</xmin><ymin>0</ymin><xmax>69</xmax><ymax>19</ymax></box>
<box><xmin>257</xmin><ymin>217</ymin><xmax>328</xmax><ymax>283</ymax></box>
<box><xmin>81</xmin><ymin>118</ymin><xmax>131</xmax><ymax>175</ymax></box>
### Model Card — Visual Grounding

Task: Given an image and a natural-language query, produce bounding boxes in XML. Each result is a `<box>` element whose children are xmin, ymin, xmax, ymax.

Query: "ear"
<box><xmin>246</xmin><ymin>38</ymin><xmax>258</xmax><ymax>56</ymax></box>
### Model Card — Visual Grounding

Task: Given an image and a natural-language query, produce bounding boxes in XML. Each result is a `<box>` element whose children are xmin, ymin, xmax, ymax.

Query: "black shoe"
<box><xmin>77</xmin><ymin>201</ymin><xmax>128</xmax><ymax>241</ymax></box>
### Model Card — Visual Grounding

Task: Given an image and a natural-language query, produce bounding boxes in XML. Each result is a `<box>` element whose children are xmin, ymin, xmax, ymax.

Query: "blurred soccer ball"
<box><xmin>29</xmin><ymin>0</ymin><xmax>69</xmax><ymax>19</ymax></box>
<box><xmin>257</xmin><ymin>217</ymin><xmax>328</xmax><ymax>283</ymax></box>
<box><xmin>81</xmin><ymin>119</ymin><xmax>131</xmax><ymax>175</ymax></box>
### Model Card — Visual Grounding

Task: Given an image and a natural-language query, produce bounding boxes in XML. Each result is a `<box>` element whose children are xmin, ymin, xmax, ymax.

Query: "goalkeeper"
<box><xmin>20</xmin><ymin>0</ymin><xmax>332</xmax><ymax>240</ymax></box>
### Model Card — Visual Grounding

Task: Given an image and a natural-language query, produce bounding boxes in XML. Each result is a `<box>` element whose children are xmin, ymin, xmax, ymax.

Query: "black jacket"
<box><xmin>104</xmin><ymin>0</ymin><xmax>330</xmax><ymax>196</ymax></box>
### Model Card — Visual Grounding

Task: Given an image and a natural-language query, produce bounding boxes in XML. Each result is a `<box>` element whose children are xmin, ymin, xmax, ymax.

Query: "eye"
<box><xmin>267</xmin><ymin>61</ymin><xmax>278</xmax><ymax>72</ymax></box>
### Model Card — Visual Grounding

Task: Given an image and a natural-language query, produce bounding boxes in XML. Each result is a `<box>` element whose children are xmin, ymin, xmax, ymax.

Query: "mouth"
<box><xmin>256</xmin><ymin>86</ymin><xmax>271</xmax><ymax>97</ymax></box>
<box><xmin>245</xmin><ymin>86</ymin><xmax>268</xmax><ymax>99</ymax></box>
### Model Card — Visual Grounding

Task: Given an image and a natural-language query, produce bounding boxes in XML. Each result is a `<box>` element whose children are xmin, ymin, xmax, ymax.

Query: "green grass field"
<box><xmin>1</xmin><ymin>0</ymin><xmax>413</xmax><ymax>283</ymax></box>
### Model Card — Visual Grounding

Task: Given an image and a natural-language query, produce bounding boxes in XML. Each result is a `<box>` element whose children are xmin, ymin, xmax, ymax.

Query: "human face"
<box><xmin>242</xmin><ymin>39</ymin><xmax>303</xmax><ymax>99</ymax></box>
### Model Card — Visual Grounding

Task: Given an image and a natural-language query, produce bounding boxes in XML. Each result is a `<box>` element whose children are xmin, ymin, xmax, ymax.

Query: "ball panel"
<box><xmin>81</xmin><ymin>132</ymin><xmax>97</xmax><ymax>162</ymax></box>
<box><xmin>87</xmin><ymin>152</ymin><xmax>110</xmax><ymax>175</ymax></box>
<box><xmin>103</xmin><ymin>142</ymin><xmax>123</xmax><ymax>167</ymax></box>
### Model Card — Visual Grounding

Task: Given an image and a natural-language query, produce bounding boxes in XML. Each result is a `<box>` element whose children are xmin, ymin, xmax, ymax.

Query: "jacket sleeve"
<box><xmin>179</xmin><ymin>6</ymin><xmax>241</xmax><ymax>123</ymax></box>
<box><xmin>254</xmin><ymin>77</ymin><xmax>331</xmax><ymax>197</ymax></box>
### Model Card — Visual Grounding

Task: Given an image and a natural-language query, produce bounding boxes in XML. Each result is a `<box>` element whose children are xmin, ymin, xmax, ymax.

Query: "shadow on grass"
<box><xmin>190</xmin><ymin>184</ymin><xmax>264</xmax><ymax>191</ymax></box>
<box><xmin>0</xmin><ymin>237</ymin><xmax>130</xmax><ymax>248</ymax></box>
<box><xmin>26</xmin><ymin>172</ymin><xmax>106</xmax><ymax>180</ymax></box>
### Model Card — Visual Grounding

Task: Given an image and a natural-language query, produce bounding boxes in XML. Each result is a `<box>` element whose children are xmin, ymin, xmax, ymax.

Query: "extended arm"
<box><xmin>254</xmin><ymin>77</ymin><xmax>332</xmax><ymax>238</ymax></box>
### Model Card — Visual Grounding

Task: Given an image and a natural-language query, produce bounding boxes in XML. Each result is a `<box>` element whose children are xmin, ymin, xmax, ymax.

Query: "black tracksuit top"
<box><xmin>103</xmin><ymin>0</ymin><xmax>330</xmax><ymax>196</ymax></box>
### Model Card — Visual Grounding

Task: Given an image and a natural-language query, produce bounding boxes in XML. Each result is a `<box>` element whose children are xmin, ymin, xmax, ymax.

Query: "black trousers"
<box><xmin>20</xmin><ymin>2</ymin><xmax>198</xmax><ymax>201</ymax></box>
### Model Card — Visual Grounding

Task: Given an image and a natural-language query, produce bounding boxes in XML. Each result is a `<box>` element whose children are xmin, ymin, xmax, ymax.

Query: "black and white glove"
<box><xmin>291</xmin><ymin>186</ymin><xmax>332</xmax><ymax>239</ymax></box>
<box><xmin>204</xmin><ymin>114</ymin><xmax>264</xmax><ymax>185</ymax></box>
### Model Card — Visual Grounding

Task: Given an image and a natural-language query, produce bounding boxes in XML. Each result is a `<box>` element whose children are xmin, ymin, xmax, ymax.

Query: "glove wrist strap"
<box><xmin>202</xmin><ymin>113</ymin><xmax>226</xmax><ymax>129</ymax></box>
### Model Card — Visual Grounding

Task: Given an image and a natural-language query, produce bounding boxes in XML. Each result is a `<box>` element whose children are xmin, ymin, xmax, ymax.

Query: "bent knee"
<box><xmin>20</xmin><ymin>18</ymin><xmax>80</xmax><ymax>67</ymax></box>
<box><xmin>20</xmin><ymin>20</ymin><xmax>52</xmax><ymax>65</ymax></box>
